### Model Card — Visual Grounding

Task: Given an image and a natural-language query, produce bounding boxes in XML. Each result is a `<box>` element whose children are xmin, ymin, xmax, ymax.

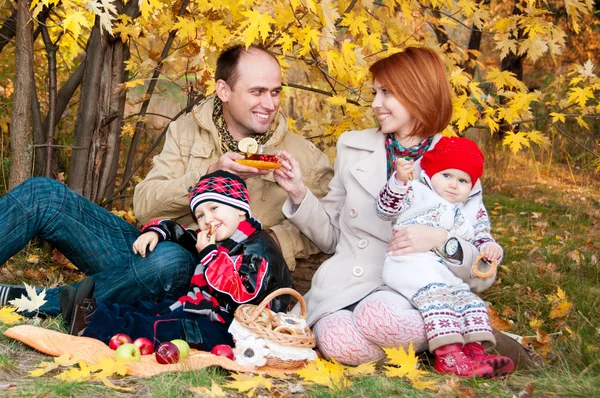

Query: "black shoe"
<box><xmin>0</xmin><ymin>284</ymin><xmax>27</xmax><ymax>306</ymax></box>
<box><xmin>68</xmin><ymin>278</ymin><xmax>97</xmax><ymax>336</ymax></box>
<box><xmin>60</xmin><ymin>286</ymin><xmax>77</xmax><ymax>325</ymax></box>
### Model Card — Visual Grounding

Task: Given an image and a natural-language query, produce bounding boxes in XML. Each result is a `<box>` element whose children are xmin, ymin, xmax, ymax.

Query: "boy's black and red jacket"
<box><xmin>141</xmin><ymin>218</ymin><xmax>294</xmax><ymax>317</ymax></box>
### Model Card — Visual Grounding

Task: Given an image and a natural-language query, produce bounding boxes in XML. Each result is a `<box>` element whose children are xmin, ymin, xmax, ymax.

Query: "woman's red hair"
<box><xmin>369</xmin><ymin>47</ymin><xmax>452</xmax><ymax>138</ymax></box>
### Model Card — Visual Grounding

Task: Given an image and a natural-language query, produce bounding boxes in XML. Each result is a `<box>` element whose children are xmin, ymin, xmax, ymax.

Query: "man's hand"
<box><xmin>388</xmin><ymin>225</ymin><xmax>448</xmax><ymax>256</ymax></box>
<box><xmin>482</xmin><ymin>242</ymin><xmax>502</xmax><ymax>262</ymax></box>
<box><xmin>207</xmin><ymin>152</ymin><xmax>269</xmax><ymax>179</ymax></box>
<box><xmin>133</xmin><ymin>231</ymin><xmax>160</xmax><ymax>258</ymax></box>
<box><xmin>395</xmin><ymin>158</ymin><xmax>414</xmax><ymax>183</ymax></box>
<box><xmin>196</xmin><ymin>227</ymin><xmax>217</xmax><ymax>252</ymax></box>
<box><xmin>273</xmin><ymin>150</ymin><xmax>307</xmax><ymax>205</ymax></box>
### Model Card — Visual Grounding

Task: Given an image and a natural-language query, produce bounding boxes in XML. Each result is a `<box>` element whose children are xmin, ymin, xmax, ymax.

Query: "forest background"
<box><xmin>0</xmin><ymin>0</ymin><xmax>599</xmax><ymax>396</ymax></box>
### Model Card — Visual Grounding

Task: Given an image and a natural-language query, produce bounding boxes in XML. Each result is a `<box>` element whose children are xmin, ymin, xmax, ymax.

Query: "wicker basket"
<box><xmin>233</xmin><ymin>288</ymin><xmax>316</xmax><ymax>370</ymax></box>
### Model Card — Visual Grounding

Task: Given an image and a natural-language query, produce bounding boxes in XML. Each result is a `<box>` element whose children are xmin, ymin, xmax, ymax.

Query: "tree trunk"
<box><xmin>8</xmin><ymin>0</ymin><xmax>34</xmax><ymax>189</ymax></box>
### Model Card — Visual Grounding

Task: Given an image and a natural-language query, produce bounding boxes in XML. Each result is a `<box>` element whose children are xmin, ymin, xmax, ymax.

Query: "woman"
<box><xmin>274</xmin><ymin>47</ymin><xmax>498</xmax><ymax>366</ymax></box>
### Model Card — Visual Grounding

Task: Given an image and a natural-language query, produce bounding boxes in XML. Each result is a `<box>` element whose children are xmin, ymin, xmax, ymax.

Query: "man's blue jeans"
<box><xmin>0</xmin><ymin>177</ymin><xmax>197</xmax><ymax>315</ymax></box>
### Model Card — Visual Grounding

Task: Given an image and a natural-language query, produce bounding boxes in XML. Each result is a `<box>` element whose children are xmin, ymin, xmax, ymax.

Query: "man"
<box><xmin>0</xmin><ymin>45</ymin><xmax>333</xmax><ymax>315</ymax></box>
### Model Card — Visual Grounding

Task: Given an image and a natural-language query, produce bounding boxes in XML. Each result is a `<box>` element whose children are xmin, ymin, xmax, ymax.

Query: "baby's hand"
<box><xmin>196</xmin><ymin>226</ymin><xmax>217</xmax><ymax>252</ymax></box>
<box><xmin>132</xmin><ymin>231</ymin><xmax>159</xmax><ymax>258</ymax></box>
<box><xmin>395</xmin><ymin>158</ymin><xmax>414</xmax><ymax>183</ymax></box>
<box><xmin>482</xmin><ymin>243</ymin><xmax>502</xmax><ymax>262</ymax></box>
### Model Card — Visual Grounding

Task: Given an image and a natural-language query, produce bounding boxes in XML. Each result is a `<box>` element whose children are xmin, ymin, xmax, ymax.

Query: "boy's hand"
<box><xmin>482</xmin><ymin>243</ymin><xmax>502</xmax><ymax>262</ymax></box>
<box><xmin>395</xmin><ymin>158</ymin><xmax>414</xmax><ymax>183</ymax></box>
<box><xmin>133</xmin><ymin>231</ymin><xmax>160</xmax><ymax>258</ymax></box>
<box><xmin>196</xmin><ymin>225</ymin><xmax>217</xmax><ymax>252</ymax></box>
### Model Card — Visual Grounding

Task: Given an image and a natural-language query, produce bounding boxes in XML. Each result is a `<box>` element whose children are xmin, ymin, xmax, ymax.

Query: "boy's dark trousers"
<box><xmin>82</xmin><ymin>300</ymin><xmax>234</xmax><ymax>351</ymax></box>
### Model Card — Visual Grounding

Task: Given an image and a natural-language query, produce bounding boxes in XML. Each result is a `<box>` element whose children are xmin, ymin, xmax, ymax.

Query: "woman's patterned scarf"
<box><xmin>385</xmin><ymin>134</ymin><xmax>434</xmax><ymax>178</ymax></box>
<box><xmin>212</xmin><ymin>97</ymin><xmax>274</xmax><ymax>154</ymax></box>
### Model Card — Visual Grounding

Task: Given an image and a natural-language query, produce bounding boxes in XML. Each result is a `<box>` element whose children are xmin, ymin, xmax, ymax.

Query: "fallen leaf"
<box><xmin>383</xmin><ymin>343</ymin><xmax>422</xmax><ymax>381</ymax></box>
<box><xmin>54</xmin><ymin>362</ymin><xmax>91</xmax><ymax>382</ymax></box>
<box><xmin>26</xmin><ymin>255</ymin><xmax>40</xmax><ymax>264</ymax></box>
<box><xmin>88</xmin><ymin>357</ymin><xmax>129</xmax><ymax>378</ymax></box>
<box><xmin>346</xmin><ymin>361</ymin><xmax>376</xmax><ymax>376</ymax></box>
<box><xmin>487</xmin><ymin>303</ymin><xmax>514</xmax><ymax>331</ymax></box>
<box><xmin>546</xmin><ymin>287</ymin><xmax>573</xmax><ymax>319</ymax></box>
<box><xmin>0</xmin><ymin>306</ymin><xmax>23</xmax><ymax>325</ymax></box>
<box><xmin>9</xmin><ymin>283</ymin><xmax>47</xmax><ymax>313</ymax></box>
<box><xmin>518</xmin><ymin>382</ymin><xmax>536</xmax><ymax>397</ymax></box>
<box><xmin>189</xmin><ymin>380</ymin><xmax>226</xmax><ymax>397</ymax></box>
<box><xmin>223</xmin><ymin>373</ymin><xmax>271</xmax><ymax>397</ymax></box>
<box><xmin>296</xmin><ymin>358</ymin><xmax>350</xmax><ymax>390</ymax></box>
<box><xmin>97</xmin><ymin>376</ymin><xmax>133</xmax><ymax>392</ymax></box>
<box><xmin>436</xmin><ymin>378</ymin><xmax>476</xmax><ymax>397</ymax></box>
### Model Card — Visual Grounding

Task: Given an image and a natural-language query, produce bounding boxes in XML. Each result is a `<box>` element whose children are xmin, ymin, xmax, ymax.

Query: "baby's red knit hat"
<box><xmin>420</xmin><ymin>136</ymin><xmax>484</xmax><ymax>187</ymax></box>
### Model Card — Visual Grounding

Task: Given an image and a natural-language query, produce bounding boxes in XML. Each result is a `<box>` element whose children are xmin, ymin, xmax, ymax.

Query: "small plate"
<box><xmin>235</xmin><ymin>159</ymin><xmax>282</xmax><ymax>170</ymax></box>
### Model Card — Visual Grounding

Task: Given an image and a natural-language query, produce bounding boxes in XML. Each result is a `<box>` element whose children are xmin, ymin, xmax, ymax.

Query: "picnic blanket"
<box><xmin>4</xmin><ymin>325</ymin><xmax>290</xmax><ymax>377</ymax></box>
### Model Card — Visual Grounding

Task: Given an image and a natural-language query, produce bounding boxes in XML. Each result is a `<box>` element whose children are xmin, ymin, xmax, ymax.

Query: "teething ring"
<box><xmin>472</xmin><ymin>253</ymin><xmax>497</xmax><ymax>278</ymax></box>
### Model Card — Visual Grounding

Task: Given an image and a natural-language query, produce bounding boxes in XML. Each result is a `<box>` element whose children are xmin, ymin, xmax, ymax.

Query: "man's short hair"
<box><xmin>215</xmin><ymin>45</ymin><xmax>280</xmax><ymax>89</ymax></box>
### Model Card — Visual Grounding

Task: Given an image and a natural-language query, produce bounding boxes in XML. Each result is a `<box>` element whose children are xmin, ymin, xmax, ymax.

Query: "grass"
<box><xmin>1</xmin><ymin>150</ymin><xmax>599</xmax><ymax>397</ymax></box>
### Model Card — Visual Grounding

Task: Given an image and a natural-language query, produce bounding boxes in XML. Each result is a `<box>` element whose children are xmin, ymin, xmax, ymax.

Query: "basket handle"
<box><xmin>244</xmin><ymin>288</ymin><xmax>307</xmax><ymax>323</ymax></box>
<box><xmin>472</xmin><ymin>253</ymin><xmax>497</xmax><ymax>279</ymax></box>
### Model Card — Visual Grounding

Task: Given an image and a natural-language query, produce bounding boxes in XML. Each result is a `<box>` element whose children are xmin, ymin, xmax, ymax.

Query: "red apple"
<box><xmin>114</xmin><ymin>343</ymin><xmax>141</xmax><ymax>362</ymax></box>
<box><xmin>210</xmin><ymin>344</ymin><xmax>234</xmax><ymax>360</ymax></box>
<box><xmin>133</xmin><ymin>337</ymin><xmax>154</xmax><ymax>355</ymax></box>
<box><xmin>170</xmin><ymin>339</ymin><xmax>190</xmax><ymax>359</ymax></box>
<box><xmin>155</xmin><ymin>341</ymin><xmax>180</xmax><ymax>364</ymax></box>
<box><xmin>109</xmin><ymin>333</ymin><xmax>133</xmax><ymax>350</ymax></box>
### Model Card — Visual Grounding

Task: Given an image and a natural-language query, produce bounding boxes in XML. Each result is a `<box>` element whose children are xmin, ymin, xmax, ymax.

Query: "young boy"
<box><xmin>376</xmin><ymin>137</ymin><xmax>514</xmax><ymax>378</ymax></box>
<box><xmin>60</xmin><ymin>171</ymin><xmax>294</xmax><ymax>351</ymax></box>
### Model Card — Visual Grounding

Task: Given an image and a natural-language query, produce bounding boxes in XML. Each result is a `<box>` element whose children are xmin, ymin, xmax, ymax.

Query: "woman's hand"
<box><xmin>196</xmin><ymin>227</ymin><xmax>216</xmax><ymax>252</ymax></box>
<box><xmin>273</xmin><ymin>150</ymin><xmax>307</xmax><ymax>204</ymax></box>
<box><xmin>388</xmin><ymin>225</ymin><xmax>448</xmax><ymax>256</ymax></box>
<box><xmin>132</xmin><ymin>231</ymin><xmax>160</xmax><ymax>258</ymax></box>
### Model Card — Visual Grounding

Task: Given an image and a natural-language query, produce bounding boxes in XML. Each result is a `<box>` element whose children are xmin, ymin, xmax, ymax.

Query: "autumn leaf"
<box><xmin>383</xmin><ymin>343</ymin><xmax>421</xmax><ymax>381</ymax></box>
<box><xmin>503</xmin><ymin>131</ymin><xmax>530</xmax><ymax>153</ymax></box>
<box><xmin>237</xmin><ymin>10</ymin><xmax>276</xmax><ymax>47</ymax></box>
<box><xmin>568</xmin><ymin>86</ymin><xmax>593</xmax><ymax>108</ymax></box>
<box><xmin>62</xmin><ymin>11</ymin><xmax>90</xmax><ymax>41</ymax></box>
<box><xmin>546</xmin><ymin>286</ymin><xmax>573</xmax><ymax>318</ymax></box>
<box><xmin>0</xmin><ymin>307</ymin><xmax>23</xmax><ymax>325</ymax></box>
<box><xmin>189</xmin><ymin>381</ymin><xmax>226</xmax><ymax>397</ymax></box>
<box><xmin>486</xmin><ymin>303</ymin><xmax>514</xmax><ymax>331</ymax></box>
<box><xmin>327</xmin><ymin>96</ymin><xmax>347</xmax><ymax>106</ymax></box>
<box><xmin>296</xmin><ymin>358</ymin><xmax>350</xmax><ymax>390</ymax></box>
<box><xmin>346</xmin><ymin>361</ymin><xmax>376</xmax><ymax>376</ymax></box>
<box><xmin>29</xmin><ymin>354</ymin><xmax>79</xmax><ymax>377</ymax></box>
<box><xmin>550</xmin><ymin>112</ymin><xmax>566</xmax><ymax>123</ymax></box>
<box><xmin>222</xmin><ymin>373</ymin><xmax>271</xmax><ymax>397</ymax></box>
<box><xmin>411</xmin><ymin>378</ymin><xmax>438</xmax><ymax>390</ymax></box>
<box><xmin>88</xmin><ymin>357</ymin><xmax>129</xmax><ymax>378</ymax></box>
<box><xmin>97</xmin><ymin>376</ymin><xmax>133</xmax><ymax>392</ymax></box>
<box><xmin>54</xmin><ymin>362</ymin><xmax>91</xmax><ymax>382</ymax></box>
<box><xmin>9</xmin><ymin>283</ymin><xmax>47</xmax><ymax>313</ymax></box>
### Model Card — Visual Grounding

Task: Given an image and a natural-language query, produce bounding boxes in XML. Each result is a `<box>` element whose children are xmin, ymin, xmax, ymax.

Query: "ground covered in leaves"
<box><xmin>1</xmin><ymin>155</ymin><xmax>599</xmax><ymax>397</ymax></box>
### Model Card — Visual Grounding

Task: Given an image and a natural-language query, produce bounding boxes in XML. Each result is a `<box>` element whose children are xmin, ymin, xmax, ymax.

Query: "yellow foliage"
<box><xmin>222</xmin><ymin>373</ymin><xmax>272</xmax><ymax>397</ymax></box>
<box><xmin>546</xmin><ymin>287</ymin><xmax>573</xmax><ymax>319</ymax></box>
<box><xmin>189</xmin><ymin>381</ymin><xmax>226</xmax><ymax>397</ymax></box>
<box><xmin>383</xmin><ymin>343</ymin><xmax>421</xmax><ymax>381</ymax></box>
<box><xmin>0</xmin><ymin>307</ymin><xmax>23</xmax><ymax>326</ymax></box>
<box><xmin>296</xmin><ymin>358</ymin><xmax>351</xmax><ymax>390</ymax></box>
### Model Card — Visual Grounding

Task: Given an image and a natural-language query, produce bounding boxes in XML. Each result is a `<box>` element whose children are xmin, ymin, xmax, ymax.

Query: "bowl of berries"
<box><xmin>235</xmin><ymin>138</ymin><xmax>282</xmax><ymax>170</ymax></box>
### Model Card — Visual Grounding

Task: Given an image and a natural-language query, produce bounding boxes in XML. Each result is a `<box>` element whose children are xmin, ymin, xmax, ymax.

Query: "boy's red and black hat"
<box><xmin>190</xmin><ymin>170</ymin><xmax>251</xmax><ymax>217</ymax></box>
<box><xmin>420</xmin><ymin>136</ymin><xmax>484</xmax><ymax>187</ymax></box>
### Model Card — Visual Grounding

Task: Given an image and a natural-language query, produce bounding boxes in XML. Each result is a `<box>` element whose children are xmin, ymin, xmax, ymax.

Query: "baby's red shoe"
<box><xmin>434</xmin><ymin>343</ymin><xmax>493</xmax><ymax>378</ymax></box>
<box><xmin>462</xmin><ymin>342</ymin><xmax>515</xmax><ymax>377</ymax></box>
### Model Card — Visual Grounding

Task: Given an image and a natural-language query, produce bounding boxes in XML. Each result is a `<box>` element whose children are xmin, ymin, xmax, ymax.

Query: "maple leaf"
<box><xmin>450</xmin><ymin>69</ymin><xmax>470</xmax><ymax>90</ymax></box>
<box><xmin>88</xmin><ymin>357</ymin><xmax>129</xmax><ymax>378</ymax></box>
<box><xmin>205</xmin><ymin>21</ymin><xmax>231</xmax><ymax>48</ymax></box>
<box><xmin>526</xmin><ymin>131</ymin><xmax>550</xmax><ymax>149</ymax></box>
<box><xmin>383</xmin><ymin>343</ymin><xmax>421</xmax><ymax>381</ymax></box>
<box><xmin>9</xmin><ymin>283</ymin><xmax>47</xmax><ymax>313</ymax></box>
<box><xmin>26</xmin><ymin>254</ymin><xmax>40</xmax><ymax>264</ymax></box>
<box><xmin>546</xmin><ymin>286</ymin><xmax>573</xmax><ymax>318</ymax></box>
<box><xmin>29</xmin><ymin>354</ymin><xmax>79</xmax><ymax>377</ymax></box>
<box><xmin>411</xmin><ymin>377</ymin><xmax>438</xmax><ymax>390</ymax></box>
<box><xmin>97</xmin><ymin>376</ymin><xmax>133</xmax><ymax>391</ymax></box>
<box><xmin>502</xmin><ymin>131</ymin><xmax>530</xmax><ymax>153</ymax></box>
<box><xmin>362</xmin><ymin>33</ymin><xmax>383</xmax><ymax>53</ymax></box>
<box><xmin>275</xmin><ymin>33</ymin><xmax>294</xmax><ymax>54</ymax></box>
<box><xmin>327</xmin><ymin>96</ymin><xmax>347</xmax><ymax>106</ymax></box>
<box><xmin>550</xmin><ymin>112</ymin><xmax>566</xmax><ymax>123</ymax></box>
<box><xmin>222</xmin><ymin>373</ymin><xmax>271</xmax><ymax>397</ymax></box>
<box><xmin>568</xmin><ymin>86</ymin><xmax>593</xmax><ymax>108</ymax></box>
<box><xmin>189</xmin><ymin>381</ymin><xmax>226</xmax><ymax>397</ymax></box>
<box><xmin>172</xmin><ymin>16</ymin><xmax>198</xmax><ymax>38</ymax></box>
<box><xmin>124</xmin><ymin>79</ymin><xmax>146</xmax><ymax>89</ymax></box>
<box><xmin>486</xmin><ymin>303</ymin><xmax>514</xmax><ymax>331</ymax></box>
<box><xmin>238</xmin><ymin>10</ymin><xmax>276</xmax><ymax>47</ymax></box>
<box><xmin>62</xmin><ymin>11</ymin><xmax>90</xmax><ymax>41</ymax></box>
<box><xmin>54</xmin><ymin>362</ymin><xmax>91</xmax><ymax>382</ymax></box>
<box><xmin>139</xmin><ymin>0</ymin><xmax>163</xmax><ymax>20</ymax></box>
<box><xmin>296</xmin><ymin>358</ymin><xmax>351</xmax><ymax>390</ymax></box>
<box><xmin>577</xmin><ymin>59</ymin><xmax>595</xmax><ymax>78</ymax></box>
<box><xmin>0</xmin><ymin>307</ymin><xmax>23</xmax><ymax>325</ymax></box>
<box><xmin>346</xmin><ymin>361</ymin><xmax>376</xmax><ymax>376</ymax></box>
<box><xmin>452</xmin><ymin>103</ymin><xmax>478</xmax><ymax>132</ymax></box>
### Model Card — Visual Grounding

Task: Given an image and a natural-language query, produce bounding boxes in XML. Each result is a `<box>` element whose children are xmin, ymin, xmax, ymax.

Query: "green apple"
<box><xmin>170</xmin><ymin>339</ymin><xmax>190</xmax><ymax>359</ymax></box>
<box><xmin>114</xmin><ymin>343</ymin><xmax>141</xmax><ymax>362</ymax></box>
